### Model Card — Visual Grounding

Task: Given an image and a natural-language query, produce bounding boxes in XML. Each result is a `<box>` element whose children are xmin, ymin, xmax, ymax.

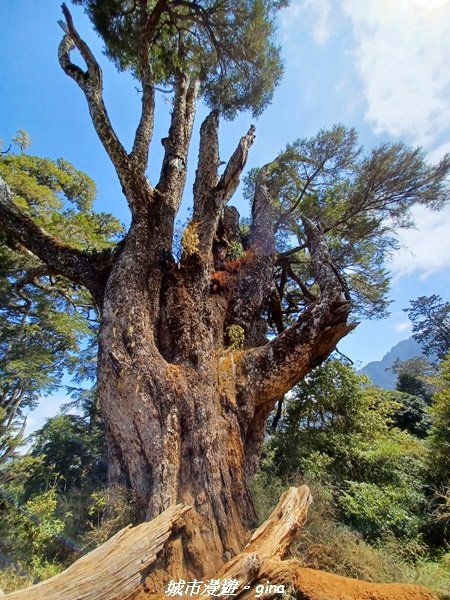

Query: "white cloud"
<box><xmin>342</xmin><ymin>0</ymin><xmax>450</xmax><ymax>150</ymax></box>
<box><xmin>428</xmin><ymin>140</ymin><xmax>450</xmax><ymax>165</ymax></box>
<box><xmin>394</xmin><ymin>321</ymin><xmax>412</xmax><ymax>333</ymax></box>
<box><xmin>281</xmin><ymin>0</ymin><xmax>333</xmax><ymax>46</ymax></box>
<box><xmin>387</xmin><ymin>203</ymin><xmax>450</xmax><ymax>279</ymax></box>
<box><xmin>24</xmin><ymin>394</ymin><xmax>69</xmax><ymax>437</ymax></box>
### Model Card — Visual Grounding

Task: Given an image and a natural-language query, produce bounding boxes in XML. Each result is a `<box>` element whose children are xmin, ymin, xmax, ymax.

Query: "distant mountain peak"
<box><xmin>358</xmin><ymin>337</ymin><xmax>423</xmax><ymax>390</ymax></box>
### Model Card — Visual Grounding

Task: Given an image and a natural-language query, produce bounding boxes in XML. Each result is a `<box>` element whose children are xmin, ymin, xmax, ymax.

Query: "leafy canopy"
<box><xmin>244</xmin><ymin>125</ymin><xmax>450</xmax><ymax>321</ymax></box>
<box><xmin>0</xmin><ymin>144</ymin><xmax>123</xmax><ymax>462</ymax></box>
<box><xmin>71</xmin><ymin>0</ymin><xmax>287</xmax><ymax>118</ymax></box>
<box><xmin>405</xmin><ymin>295</ymin><xmax>450</xmax><ymax>362</ymax></box>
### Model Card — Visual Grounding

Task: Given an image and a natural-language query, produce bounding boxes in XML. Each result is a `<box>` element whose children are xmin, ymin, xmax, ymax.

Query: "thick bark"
<box><xmin>97</xmin><ymin>230</ymin><xmax>256</xmax><ymax>576</ymax></box>
<box><xmin>95</xmin><ymin>206</ymin><xmax>353</xmax><ymax>577</ymax></box>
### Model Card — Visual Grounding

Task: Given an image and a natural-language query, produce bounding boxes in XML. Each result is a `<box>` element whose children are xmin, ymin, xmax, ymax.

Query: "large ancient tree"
<box><xmin>1</xmin><ymin>0</ymin><xmax>449</xmax><ymax>587</ymax></box>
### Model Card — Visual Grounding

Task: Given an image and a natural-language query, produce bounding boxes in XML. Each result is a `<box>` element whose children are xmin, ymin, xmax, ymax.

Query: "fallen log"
<box><xmin>248</xmin><ymin>560</ymin><xmax>438</xmax><ymax>600</ymax></box>
<box><xmin>4</xmin><ymin>487</ymin><xmax>439</xmax><ymax>600</ymax></box>
<box><xmin>3</xmin><ymin>503</ymin><xmax>191</xmax><ymax>600</ymax></box>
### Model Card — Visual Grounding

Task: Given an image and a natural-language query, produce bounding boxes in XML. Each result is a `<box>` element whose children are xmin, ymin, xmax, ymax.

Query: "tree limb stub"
<box><xmin>3</xmin><ymin>504</ymin><xmax>191</xmax><ymax>600</ymax></box>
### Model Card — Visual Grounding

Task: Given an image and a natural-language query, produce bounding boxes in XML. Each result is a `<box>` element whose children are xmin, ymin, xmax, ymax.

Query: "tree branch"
<box><xmin>58</xmin><ymin>4</ymin><xmax>135</xmax><ymax>202</ymax></box>
<box><xmin>192</xmin><ymin>110</ymin><xmax>220</xmax><ymax>239</ymax></box>
<box><xmin>0</xmin><ymin>176</ymin><xmax>115</xmax><ymax>305</ymax></box>
<box><xmin>217</xmin><ymin>124</ymin><xmax>256</xmax><ymax>203</ymax></box>
<box><xmin>237</xmin><ymin>218</ymin><xmax>355</xmax><ymax>415</ymax></box>
<box><xmin>193</xmin><ymin>117</ymin><xmax>255</xmax><ymax>258</ymax></box>
<box><xmin>129</xmin><ymin>0</ymin><xmax>171</xmax><ymax>171</ymax></box>
<box><xmin>225</xmin><ymin>163</ymin><xmax>277</xmax><ymax>338</ymax></box>
<box><xmin>130</xmin><ymin>83</ymin><xmax>155</xmax><ymax>172</ymax></box>
<box><xmin>156</xmin><ymin>72</ymin><xmax>199</xmax><ymax>212</ymax></box>
<box><xmin>250</xmin><ymin>162</ymin><xmax>277</xmax><ymax>256</ymax></box>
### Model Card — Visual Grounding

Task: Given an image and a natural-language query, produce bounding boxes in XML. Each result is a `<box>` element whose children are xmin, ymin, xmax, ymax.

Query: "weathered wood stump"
<box><xmin>4</xmin><ymin>487</ymin><xmax>438</xmax><ymax>600</ymax></box>
<box><xmin>3</xmin><ymin>504</ymin><xmax>191</xmax><ymax>600</ymax></box>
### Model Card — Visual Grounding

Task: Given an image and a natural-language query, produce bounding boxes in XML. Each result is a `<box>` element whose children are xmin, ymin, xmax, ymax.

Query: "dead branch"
<box><xmin>3</xmin><ymin>504</ymin><xmax>191</xmax><ymax>600</ymax></box>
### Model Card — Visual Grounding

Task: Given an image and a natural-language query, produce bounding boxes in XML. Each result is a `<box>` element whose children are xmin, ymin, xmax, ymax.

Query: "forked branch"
<box><xmin>193</xmin><ymin>117</ymin><xmax>255</xmax><ymax>257</ymax></box>
<box><xmin>58</xmin><ymin>4</ymin><xmax>133</xmax><ymax>199</ymax></box>
<box><xmin>157</xmin><ymin>72</ymin><xmax>199</xmax><ymax>211</ymax></box>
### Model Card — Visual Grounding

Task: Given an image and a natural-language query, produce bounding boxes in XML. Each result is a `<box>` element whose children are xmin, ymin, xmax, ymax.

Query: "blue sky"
<box><xmin>1</xmin><ymin>0</ymin><xmax>450</xmax><ymax>432</ymax></box>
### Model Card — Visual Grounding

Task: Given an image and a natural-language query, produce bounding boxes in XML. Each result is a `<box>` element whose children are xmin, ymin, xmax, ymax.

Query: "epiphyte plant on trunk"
<box><xmin>0</xmin><ymin>0</ymin><xmax>449</xmax><ymax>583</ymax></box>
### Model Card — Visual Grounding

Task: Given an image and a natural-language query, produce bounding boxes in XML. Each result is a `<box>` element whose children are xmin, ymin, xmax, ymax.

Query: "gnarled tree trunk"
<box><xmin>0</xmin><ymin>6</ymin><xmax>355</xmax><ymax>583</ymax></box>
<box><xmin>95</xmin><ymin>193</ymin><xmax>353</xmax><ymax>579</ymax></box>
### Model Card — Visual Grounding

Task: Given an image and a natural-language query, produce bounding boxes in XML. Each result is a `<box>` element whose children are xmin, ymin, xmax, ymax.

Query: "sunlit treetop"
<box><xmin>70</xmin><ymin>0</ymin><xmax>287</xmax><ymax>118</ymax></box>
<box><xmin>0</xmin><ymin>153</ymin><xmax>123</xmax><ymax>251</ymax></box>
<box><xmin>244</xmin><ymin>125</ymin><xmax>450</xmax><ymax>321</ymax></box>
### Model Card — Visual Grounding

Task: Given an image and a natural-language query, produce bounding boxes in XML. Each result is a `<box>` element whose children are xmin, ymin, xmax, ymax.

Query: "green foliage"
<box><xmin>265</xmin><ymin>360</ymin><xmax>428</xmax><ymax>541</ymax></box>
<box><xmin>405</xmin><ymin>295</ymin><xmax>450</xmax><ymax>361</ymax></box>
<box><xmin>0</xmin><ymin>565</ymin><xmax>34</xmax><ymax>595</ymax></box>
<box><xmin>0</xmin><ymin>149</ymin><xmax>123</xmax><ymax>461</ymax></box>
<box><xmin>340</xmin><ymin>482</ymin><xmax>424</xmax><ymax>540</ymax></box>
<box><xmin>227</xmin><ymin>240</ymin><xmax>245</xmax><ymax>259</ymax></box>
<box><xmin>71</xmin><ymin>0</ymin><xmax>286</xmax><ymax>118</ymax></box>
<box><xmin>245</xmin><ymin>126</ymin><xmax>450</xmax><ymax>321</ymax></box>
<box><xmin>0</xmin><ymin>406</ymin><xmax>26</xmax><ymax>464</ymax></box>
<box><xmin>0</xmin><ymin>153</ymin><xmax>122</xmax><ymax>248</ymax></box>
<box><xmin>226</xmin><ymin>324</ymin><xmax>245</xmax><ymax>350</ymax></box>
<box><xmin>85</xmin><ymin>484</ymin><xmax>137</xmax><ymax>547</ymax></box>
<box><xmin>387</xmin><ymin>357</ymin><xmax>435</xmax><ymax>437</ymax></box>
<box><xmin>427</xmin><ymin>354</ymin><xmax>450</xmax><ymax>488</ymax></box>
<box><xmin>268</xmin><ymin>361</ymin><xmax>397</xmax><ymax>481</ymax></box>
<box><xmin>0</xmin><ymin>487</ymin><xmax>66</xmax><ymax>582</ymax></box>
<box><xmin>0</xmin><ymin>395</ymin><xmax>108</xmax><ymax>585</ymax></box>
<box><xmin>28</xmin><ymin>413</ymin><xmax>107</xmax><ymax>494</ymax></box>
<box><xmin>389</xmin><ymin>390</ymin><xmax>431</xmax><ymax>438</ymax></box>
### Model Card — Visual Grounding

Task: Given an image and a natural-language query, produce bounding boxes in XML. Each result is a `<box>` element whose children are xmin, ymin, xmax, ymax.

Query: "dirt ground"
<box><xmin>292</xmin><ymin>567</ymin><xmax>439</xmax><ymax>600</ymax></box>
